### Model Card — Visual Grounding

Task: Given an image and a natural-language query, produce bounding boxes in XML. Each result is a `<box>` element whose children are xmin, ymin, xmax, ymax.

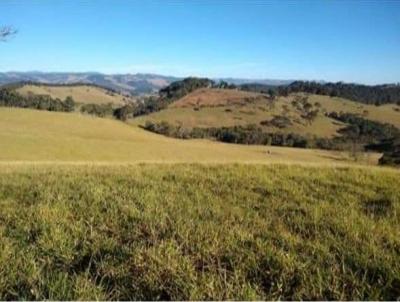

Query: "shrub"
<box><xmin>260</xmin><ymin>115</ymin><xmax>293</xmax><ymax>129</ymax></box>
<box><xmin>80</xmin><ymin>103</ymin><xmax>113</xmax><ymax>117</ymax></box>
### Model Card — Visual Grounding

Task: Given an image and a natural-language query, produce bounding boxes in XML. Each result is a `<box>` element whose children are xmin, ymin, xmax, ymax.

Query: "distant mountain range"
<box><xmin>0</xmin><ymin>72</ymin><xmax>293</xmax><ymax>95</ymax></box>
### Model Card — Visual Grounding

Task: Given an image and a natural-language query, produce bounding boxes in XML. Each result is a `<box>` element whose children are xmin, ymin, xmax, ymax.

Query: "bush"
<box><xmin>260</xmin><ymin>115</ymin><xmax>293</xmax><ymax>128</ymax></box>
<box><xmin>80</xmin><ymin>103</ymin><xmax>113</xmax><ymax>117</ymax></box>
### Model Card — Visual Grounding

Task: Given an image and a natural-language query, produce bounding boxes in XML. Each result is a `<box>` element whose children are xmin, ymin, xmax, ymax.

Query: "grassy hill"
<box><xmin>0</xmin><ymin>107</ymin><xmax>380</xmax><ymax>165</ymax></box>
<box><xmin>170</xmin><ymin>88</ymin><xmax>265</xmax><ymax>108</ymax></box>
<box><xmin>0</xmin><ymin>107</ymin><xmax>398</xmax><ymax>300</ymax></box>
<box><xmin>131</xmin><ymin>89</ymin><xmax>400</xmax><ymax>139</ymax></box>
<box><xmin>0</xmin><ymin>164</ymin><xmax>399</xmax><ymax>300</ymax></box>
<box><xmin>16</xmin><ymin>84</ymin><xmax>135</xmax><ymax>105</ymax></box>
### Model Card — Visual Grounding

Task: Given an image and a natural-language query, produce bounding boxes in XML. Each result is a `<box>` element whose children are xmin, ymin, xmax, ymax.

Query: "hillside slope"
<box><xmin>170</xmin><ymin>88</ymin><xmax>265</xmax><ymax>108</ymax></box>
<box><xmin>132</xmin><ymin>89</ymin><xmax>400</xmax><ymax>138</ymax></box>
<box><xmin>0</xmin><ymin>108</ymin><xmax>379</xmax><ymax>164</ymax></box>
<box><xmin>16</xmin><ymin>84</ymin><xmax>135</xmax><ymax>105</ymax></box>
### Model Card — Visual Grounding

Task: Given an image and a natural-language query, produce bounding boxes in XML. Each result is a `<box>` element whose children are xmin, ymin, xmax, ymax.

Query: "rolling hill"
<box><xmin>0</xmin><ymin>107</ymin><xmax>379</xmax><ymax>164</ymax></box>
<box><xmin>170</xmin><ymin>88</ymin><xmax>266</xmax><ymax>108</ymax></box>
<box><xmin>0</xmin><ymin>92</ymin><xmax>398</xmax><ymax>301</ymax></box>
<box><xmin>132</xmin><ymin>88</ymin><xmax>400</xmax><ymax>139</ymax></box>
<box><xmin>15</xmin><ymin>84</ymin><xmax>135</xmax><ymax>106</ymax></box>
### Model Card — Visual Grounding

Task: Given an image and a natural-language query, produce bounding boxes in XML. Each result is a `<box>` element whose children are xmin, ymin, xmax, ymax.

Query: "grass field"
<box><xmin>0</xmin><ymin>164</ymin><xmax>399</xmax><ymax>300</ymax></box>
<box><xmin>131</xmin><ymin>91</ymin><xmax>400</xmax><ymax>138</ymax></box>
<box><xmin>0</xmin><ymin>106</ymin><xmax>398</xmax><ymax>300</ymax></box>
<box><xmin>16</xmin><ymin>84</ymin><xmax>135</xmax><ymax>105</ymax></box>
<box><xmin>0</xmin><ymin>107</ymin><xmax>379</xmax><ymax>165</ymax></box>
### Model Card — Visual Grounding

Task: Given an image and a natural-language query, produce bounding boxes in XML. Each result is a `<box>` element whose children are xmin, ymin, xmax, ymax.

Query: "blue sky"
<box><xmin>0</xmin><ymin>0</ymin><xmax>399</xmax><ymax>84</ymax></box>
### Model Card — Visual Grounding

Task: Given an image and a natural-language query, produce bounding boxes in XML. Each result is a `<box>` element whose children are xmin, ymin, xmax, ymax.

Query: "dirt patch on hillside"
<box><xmin>170</xmin><ymin>88</ymin><xmax>267</xmax><ymax>108</ymax></box>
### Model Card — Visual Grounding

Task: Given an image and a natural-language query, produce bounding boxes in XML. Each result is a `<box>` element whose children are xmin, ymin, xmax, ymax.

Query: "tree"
<box><xmin>267</xmin><ymin>88</ymin><xmax>276</xmax><ymax>99</ymax></box>
<box><xmin>0</xmin><ymin>26</ymin><xmax>17</xmax><ymax>42</ymax></box>
<box><xmin>64</xmin><ymin>96</ymin><xmax>75</xmax><ymax>112</ymax></box>
<box><xmin>113</xmin><ymin>105</ymin><xmax>133</xmax><ymax>121</ymax></box>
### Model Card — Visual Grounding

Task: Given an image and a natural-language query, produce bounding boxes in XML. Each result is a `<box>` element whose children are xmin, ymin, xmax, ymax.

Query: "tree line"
<box><xmin>0</xmin><ymin>88</ymin><xmax>75</xmax><ymax>112</ymax></box>
<box><xmin>328</xmin><ymin>112</ymin><xmax>400</xmax><ymax>144</ymax></box>
<box><xmin>141</xmin><ymin>112</ymin><xmax>400</xmax><ymax>166</ymax></box>
<box><xmin>278</xmin><ymin>81</ymin><xmax>400</xmax><ymax>105</ymax></box>
<box><xmin>2</xmin><ymin>81</ymin><xmax>120</xmax><ymax>94</ymax></box>
<box><xmin>142</xmin><ymin>122</ymin><xmax>312</xmax><ymax>147</ymax></box>
<box><xmin>156</xmin><ymin>77</ymin><xmax>400</xmax><ymax>106</ymax></box>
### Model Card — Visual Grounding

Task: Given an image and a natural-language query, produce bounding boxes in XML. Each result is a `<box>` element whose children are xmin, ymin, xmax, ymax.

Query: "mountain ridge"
<box><xmin>0</xmin><ymin>71</ymin><xmax>293</xmax><ymax>95</ymax></box>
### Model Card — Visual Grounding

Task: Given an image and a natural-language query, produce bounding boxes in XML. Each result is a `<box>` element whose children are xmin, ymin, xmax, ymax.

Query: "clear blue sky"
<box><xmin>1</xmin><ymin>0</ymin><xmax>399</xmax><ymax>84</ymax></box>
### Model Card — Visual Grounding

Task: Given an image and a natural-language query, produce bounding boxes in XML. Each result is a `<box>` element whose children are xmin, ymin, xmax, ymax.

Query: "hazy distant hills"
<box><xmin>0</xmin><ymin>72</ymin><xmax>180</xmax><ymax>95</ymax></box>
<box><xmin>0</xmin><ymin>72</ymin><xmax>293</xmax><ymax>95</ymax></box>
<box><xmin>216</xmin><ymin>77</ymin><xmax>294</xmax><ymax>86</ymax></box>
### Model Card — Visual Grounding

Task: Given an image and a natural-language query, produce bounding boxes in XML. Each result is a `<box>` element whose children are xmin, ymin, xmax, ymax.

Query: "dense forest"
<box><xmin>278</xmin><ymin>81</ymin><xmax>400</xmax><ymax>105</ymax></box>
<box><xmin>159</xmin><ymin>77</ymin><xmax>215</xmax><ymax>101</ymax></box>
<box><xmin>0</xmin><ymin>88</ymin><xmax>75</xmax><ymax>112</ymax></box>
<box><xmin>328</xmin><ymin>112</ymin><xmax>400</xmax><ymax>144</ymax></box>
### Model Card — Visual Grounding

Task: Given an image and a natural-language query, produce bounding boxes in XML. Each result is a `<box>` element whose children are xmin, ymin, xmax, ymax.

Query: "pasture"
<box><xmin>16</xmin><ymin>84</ymin><xmax>134</xmax><ymax>105</ymax></box>
<box><xmin>0</xmin><ymin>108</ymin><xmax>378</xmax><ymax>165</ymax></box>
<box><xmin>0</xmin><ymin>164</ymin><xmax>398</xmax><ymax>300</ymax></box>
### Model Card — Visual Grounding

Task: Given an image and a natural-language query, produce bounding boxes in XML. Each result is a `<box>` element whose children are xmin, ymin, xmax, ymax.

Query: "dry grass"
<box><xmin>0</xmin><ymin>105</ymin><xmax>398</xmax><ymax>300</ymax></box>
<box><xmin>0</xmin><ymin>107</ymin><xmax>380</xmax><ymax>165</ymax></box>
<box><xmin>16</xmin><ymin>84</ymin><xmax>135</xmax><ymax>105</ymax></box>
<box><xmin>170</xmin><ymin>88</ymin><xmax>264</xmax><ymax>108</ymax></box>
<box><xmin>132</xmin><ymin>96</ymin><xmax>343</xmax><ymax>138</ymax></box>
<box><xmin>307</xmin><ymin>94</ymin><xmax>400</xmax><ymax>128</ymax></box>
<box><xmin>132</xmin><ymin>92</ymin><xmax>400</xmax><ymax>139</ymax></box>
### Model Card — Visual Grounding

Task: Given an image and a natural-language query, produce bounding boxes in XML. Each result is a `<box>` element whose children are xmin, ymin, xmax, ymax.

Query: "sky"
<box><xmin>0</xmin><ymin>0</ymin><xmax>399</xmax><ymax>84</ymax></box>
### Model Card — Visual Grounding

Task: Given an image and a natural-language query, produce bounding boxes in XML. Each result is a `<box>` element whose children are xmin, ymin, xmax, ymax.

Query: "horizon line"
<box><xmin>1</xmin><ymin>70</ymin><xmax>399</xmax><ymax>86</ymax></box>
